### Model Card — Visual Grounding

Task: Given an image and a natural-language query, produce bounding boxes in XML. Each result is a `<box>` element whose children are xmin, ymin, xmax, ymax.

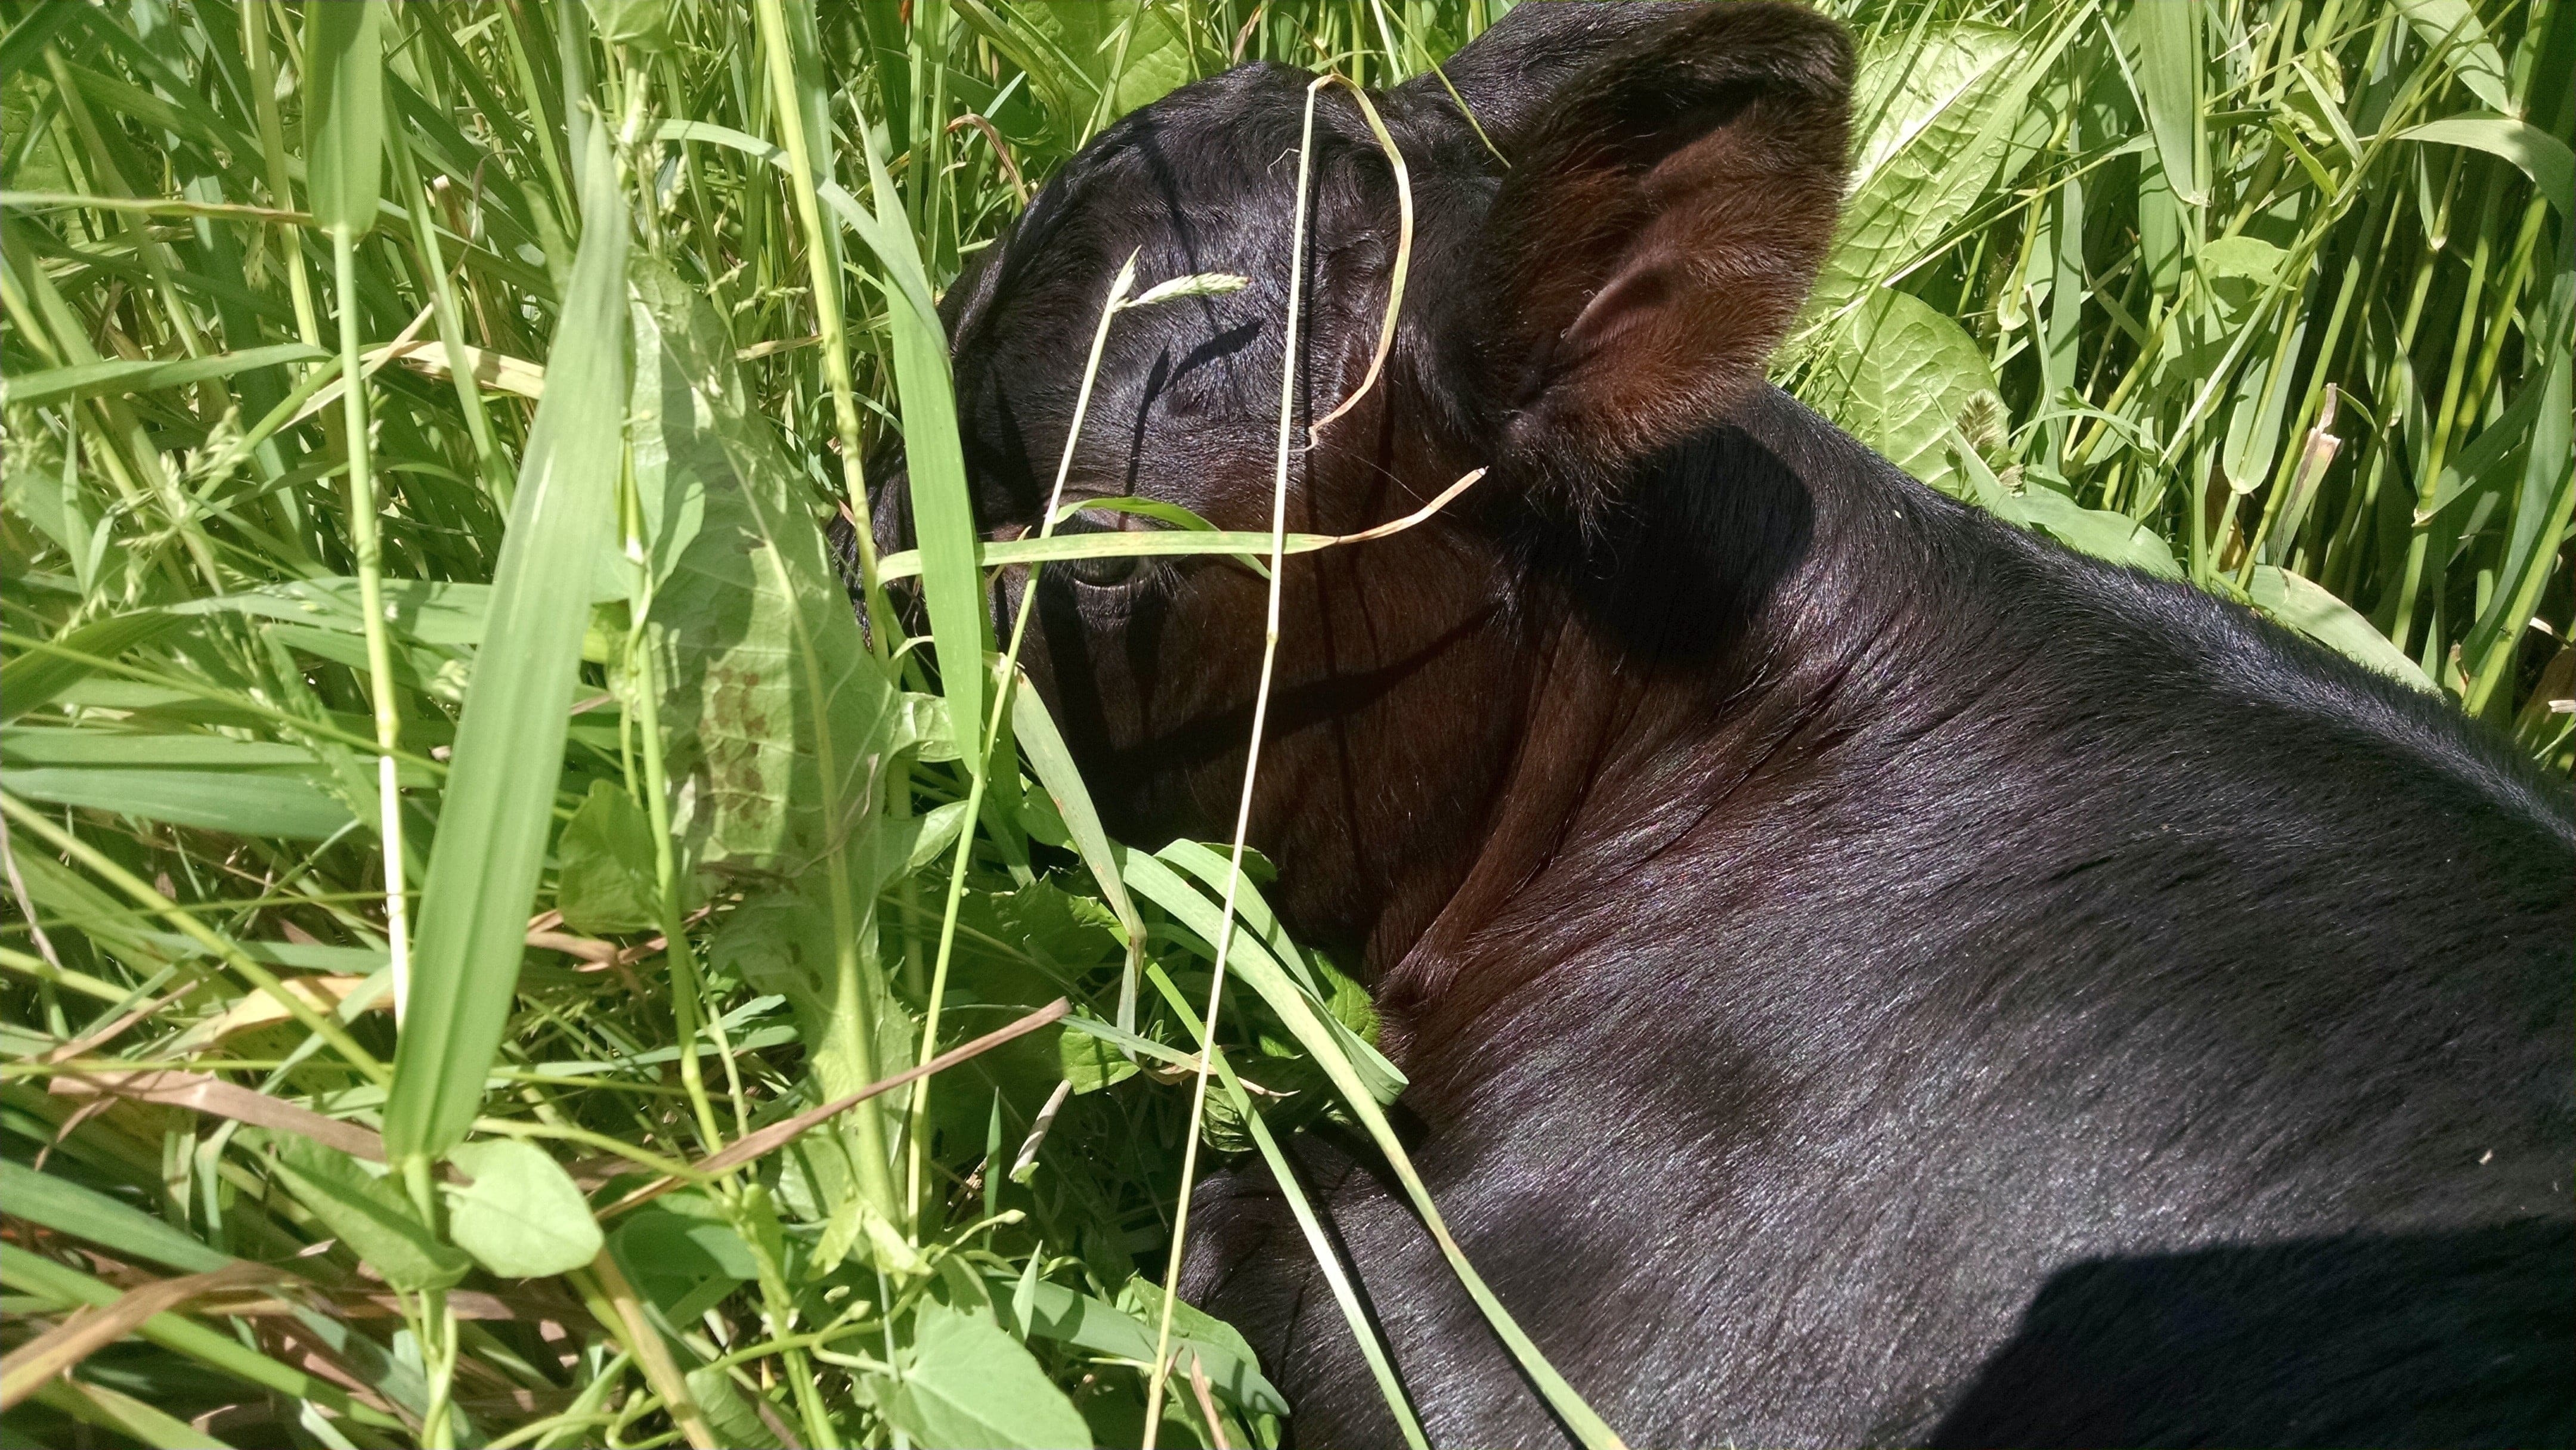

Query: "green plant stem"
<box><xmin>386</xmin><ymin>125</ymin><xmax>514</xmax><ymax>506</ymax></box>
<box><xmin>572</xmin><ymin>1257</ymin><xmax>720</xmax><ymax>1450</ymax></box>
<box><xmin>1146</xmin><ymin>77</ymin><xmax>1320</xmax><ymax>1450</ymax></box>
<box><xmin>333</xmin><ymin>228</ymin><xmax>417</xmax><ymax>1029</ymax></box>
<box><xmin>2389</xmin><ymin>178</ymin><xmax>2503</xmax><ymax>663</ymax></box>
<box><xmin>753</xmin><ymin>0</ymin><xmax>898</xmax><ymax>659</ymax></box>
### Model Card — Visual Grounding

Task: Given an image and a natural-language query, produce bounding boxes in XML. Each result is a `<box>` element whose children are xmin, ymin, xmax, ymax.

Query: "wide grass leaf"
<box><xmin>4</xmin><ymin>342</ymin><xmax>326</xmax><ymax>407</ymax></box>
<box><xmin>300</xmin><ymin>0</ymin><xmax>383</xmax><ymax>237</ymax></box>
<box><xmin>2</xmin><ymin>766</ymin><xmax>354</xmax><ymax>838</ymax></box>
<box><xmin>385</xmin><ymin>128</ymin><xmax>630</xmax><ymax>1163</ymax></box>
<box><xmin>2249</xmin><ymin>565</ymin><xmax>2439</xmax><ymax>692</ymax></box>
<box><xmin>2</xmin><ymin>612</ymin><xmax>182</xmax><ymax>722</ymax></box>
<box><xmin>0</xmin><ymin>1160</ymin><xmax>230</xmax><ymax>1275</ymax></box>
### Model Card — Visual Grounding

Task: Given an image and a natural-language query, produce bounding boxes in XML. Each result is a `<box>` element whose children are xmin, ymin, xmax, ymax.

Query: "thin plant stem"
<box><xmin>753</xmin><ymin>0</ymin><xmax>898</xmax><ymax>658</ymax></box>
<box><xmin>904</xmin><ymin>249</ymin><xmax>1139</xmax><ymax>1224</ymax></box>
<box><xmin>1145</xmin><ymin>73</ymin><xmax>1323</xmax><ymax>1450</ymax></box>
<box><xmin>333</xmin><ymin>228</ymin><xmax>416</xmax><ymax>1029</ymax></box>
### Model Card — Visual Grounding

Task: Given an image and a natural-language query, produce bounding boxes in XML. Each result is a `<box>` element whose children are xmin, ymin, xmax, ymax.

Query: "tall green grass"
<box><xmin>1</xmin><ymin>2</ymin><xmax>2565</xmax><ymax>1448</ymax></box>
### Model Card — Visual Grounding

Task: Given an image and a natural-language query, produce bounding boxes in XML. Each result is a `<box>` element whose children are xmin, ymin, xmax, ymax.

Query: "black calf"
<box><xmin>864</xmin><ymin>4</ymin><xmax>2575</xmax><ymax>1443</ymax></box>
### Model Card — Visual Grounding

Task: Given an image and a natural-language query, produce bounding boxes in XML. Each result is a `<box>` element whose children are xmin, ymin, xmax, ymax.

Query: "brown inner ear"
<box><xmin>1468</xmin><ymin>2</ymin><xmax>1854</xmax><ymax>497</ymax></box>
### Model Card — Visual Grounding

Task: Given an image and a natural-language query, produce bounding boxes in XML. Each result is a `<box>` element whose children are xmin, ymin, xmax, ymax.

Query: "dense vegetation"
<box><xmin>1</xmin><ymin>1</ymin><xmax>2565</xmax><ymax>1446</ymax></box>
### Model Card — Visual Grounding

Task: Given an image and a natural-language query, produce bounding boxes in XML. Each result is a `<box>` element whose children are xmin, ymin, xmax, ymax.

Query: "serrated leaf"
<box><xmin>441</xmin><ymin>1139</ymin><xmax>603</xmax><ymax>1279</ymax></box>
<box><xmin>1813</xmin><ymin>23</ymin><xmax>2024</xmax><ymax>321</ymax></box>
<box><xmin>1005</xmin><ymin>0</ymin><xmax>1196</xmax><ymax>122</ymax></box>
<box><xmin>1060</xmin><ymin>1026</ymin><xmax>1138</xmax><ymax>1093</ymax></box>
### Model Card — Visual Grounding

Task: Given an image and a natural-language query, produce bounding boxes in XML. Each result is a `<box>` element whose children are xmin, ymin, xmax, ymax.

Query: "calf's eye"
<box><xmin>1052</xmin><ymin>510</ymin><xmax>1147</xmax><ymax>590</ymax></box>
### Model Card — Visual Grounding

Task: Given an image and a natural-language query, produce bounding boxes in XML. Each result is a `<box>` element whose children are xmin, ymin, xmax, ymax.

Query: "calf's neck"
<box><xmin>860</xmin><ymin>4</ymin><xmax>2574</xmax><ymax>1443</ymax></box>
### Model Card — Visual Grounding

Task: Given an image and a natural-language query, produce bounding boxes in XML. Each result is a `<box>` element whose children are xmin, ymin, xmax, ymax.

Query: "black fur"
<box><xmin>857</xmin><ymin>4</ymin><xmax>2576</xmax><ymax>1444</ymax></box>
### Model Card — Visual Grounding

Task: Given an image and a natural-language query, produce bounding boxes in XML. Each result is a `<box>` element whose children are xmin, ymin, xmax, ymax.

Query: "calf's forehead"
<box><xmin>945</xmin><ymin>66</ymin><xmax>1438</xmax><ymax>506</ymax></box>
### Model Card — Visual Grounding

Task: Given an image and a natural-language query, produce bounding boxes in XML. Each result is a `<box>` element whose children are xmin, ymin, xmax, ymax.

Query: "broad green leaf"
<box><xmin>388</xmin><ymin>128</ymin><xmax>631</xmax><ymax>1163</ymax></box>
<box><xmin>554</xmin><ymin>780</ymin><xmax>665</xmax><ymax>934</ymax></box>
<box><xmin>624</xmin><ymin>261</ymin><xmax>713</xmax><ymax>591</ymax></box>
<box><xmin>301</xmin><ymin>0</ymin><xmax>384</xmax><ymax>237</ymax></box>
<box><xmin>609</xmin><ymin>1206</ymin><xmax>762</xmax><ymax>1286</ymax></box>
<box><xmin>586</xmin><ymin>0</ymin><xmax>673</xmax><ymax>51</ymax></box>
<box><xmin>636</xmin><ymin>259</ymin><xmax>902</xmax><ymax>885</ymax></box>
<box><xmin>2017</xmin><ymin>485</ymin><xmax>2184</xmax><ymax>579</ymax></box>
<box><xmin>4</xmin><ymin>342</ymin><xmax>326</xmax><ymax>408</ymax></box>
<box><xmin>2199</xmin><ymin>235</ymin><xmax>2289</xmax><ymax>283</ymax></box>
<box><xmin>2</xmin><ymin>766</ymin><xmax>355</xmax><ymax>839</ymax></box>
<box><xmin>685</xmin><ymin>1363</ymin><xmax>785</xmax><ymax>1449</ymax></box>
<box><xmin>269</xmin><ymin>1139</ymin><xmax>470</xmax><ymax>1292</ymax></box>
<box><xmin>2248</xmin><ymin>565</ymin><xmax>2439</xmax><ymax>693</ymax></box>
<box><xmin>2392</xmin><ymin>0</ymin><xmax>2515</xmax><ymax>115</ymax></box>
<box><xmin>1017</xmin><ymin>1278</ymin><xmax>1285</xmax><ymax>1414</ymax></box>
<box><xmin>1005</xmin><ymin>1</ymin><xmax>1196</xmax><ymax>122</ymax></box>
<box><xmin>441</xmin><ymin>1139</ymin><xmax>603</xmax><ymax>1278</ymax></box>
<box><xmin>1112</xmin><ymin>1277</ymin><xmax>1289</xmax><ymax>1416</ymax></box>
<box><xmin>1802</xmin><ymin>289</ymin><xmax>2003</xmax><ymax>498</ymax></box>
<box><xmin>705</xmin><ymin>886</ymin><xmax>908</xmax><ymax>1175</ymax></box>
<box><xmin>886</xmin><ymin>1303</ymin><xmax>1092</xmax><ymax>1450</ymax></box>
<box><xmin>1815</xmin><ymin>22</ymin><xmax>2024</xmax><ymax>320</ymax></box>
<box><xmin>2395</xmin><ymin>116</ymin><xmax>2574</xmax><ymax>218</ymax></box>
<box><xmin>1060</xmin><ymin>1023</ymin><xmax>1139</xmax><ymax>1092</ymax></box>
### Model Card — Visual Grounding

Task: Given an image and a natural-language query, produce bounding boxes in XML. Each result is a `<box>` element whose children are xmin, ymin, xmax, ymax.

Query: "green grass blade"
<box><xmin>0</xmin><ymin>1158</ymin><xmax>231</xmax><ymax>1275</ymax></box>
<box><xmin>384</xmin><ymin>128</ymin><xmax>630</xmax><ymax>1163</ymax></box>
<box><xmin>1</xmin><ymin>613</ymin><xmax>182</xmax><ymax>722</ymax></box>
<box><xmin>4</xmin><ymin>342</ymin><xmax>326</xmax><ymax>408</ymax></box>
<box><xmin>1011</xmin><ymin>683</ymin><xmax>1149</xmax><ymax>1031</ymax></box>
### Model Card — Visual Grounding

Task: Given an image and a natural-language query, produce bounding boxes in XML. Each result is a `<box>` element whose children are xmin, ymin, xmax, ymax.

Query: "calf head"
<box><xmin>874</xmin><ymin>1</ymin><xmax>1853</xmax><ymax>963</ymax></box>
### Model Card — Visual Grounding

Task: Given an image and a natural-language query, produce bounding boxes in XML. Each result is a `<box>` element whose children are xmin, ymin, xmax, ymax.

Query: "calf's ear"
<box><xmin>1460</xmin><ymin>1</ymin><xmax>1853</xmax><ymax>503</ymax></box>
